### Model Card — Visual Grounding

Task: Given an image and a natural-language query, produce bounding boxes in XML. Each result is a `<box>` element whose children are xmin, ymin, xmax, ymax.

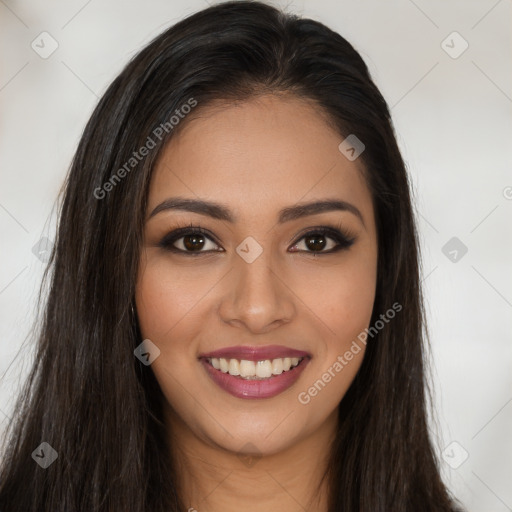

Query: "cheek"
<box><xmin>292</xmin><ymin>260</ymin><xmax>376</xmax><ymax>412</ymax></box>
<box><xmin>291</xmin><ymin>252</ymin><xmax>377</xmax><ymax>344</ymax></box>
<box><xmin>134</xmin><ymin>257</ymin><xmax>209</xmax><ymax>407</ymax></box>
<box><xmin>327</xmin><ymin>267</ymin><xmax>376</xmax><ymax>339</ymax></box>
<box><xmin>135</xmin><ymin>254</ymin><xmax>213</xmax><ymax>341</ymax></box>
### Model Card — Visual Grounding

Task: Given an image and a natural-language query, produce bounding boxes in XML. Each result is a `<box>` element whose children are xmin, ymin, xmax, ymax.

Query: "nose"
<box><xmin>218</xmin><ymin>248</ymin><xmax>296</xmax><ymax>334</ymax></box>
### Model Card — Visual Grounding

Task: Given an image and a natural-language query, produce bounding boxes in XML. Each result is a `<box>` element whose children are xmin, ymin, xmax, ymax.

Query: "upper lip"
<box><xmin>199</xmin><ymin>344</ymin><xmax>311</xmax><ymax>362</ymax></box>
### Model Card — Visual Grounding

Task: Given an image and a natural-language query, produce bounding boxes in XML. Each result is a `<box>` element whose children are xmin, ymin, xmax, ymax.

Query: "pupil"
<box><xmin>306</xmin><ymin>235</ymin><xmax>326</xmax><ymax>251</ymax></box>
<box><xmin>184</xmin><ymin>234</ymin><xmax>205</xmax><ymax>251</ymax></box>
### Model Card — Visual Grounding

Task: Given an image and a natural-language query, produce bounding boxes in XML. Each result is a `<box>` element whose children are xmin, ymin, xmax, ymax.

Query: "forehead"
<box><xmin>148</xmin><ymin>94</ymin><xmax>372</xmax><ymax>221</ymax></box>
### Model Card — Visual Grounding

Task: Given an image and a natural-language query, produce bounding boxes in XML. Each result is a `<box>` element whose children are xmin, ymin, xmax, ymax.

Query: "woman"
<box><xmin>0</xmin><ymin>1</ymin><xmax>465</xmax><ymax>510</ymax></box>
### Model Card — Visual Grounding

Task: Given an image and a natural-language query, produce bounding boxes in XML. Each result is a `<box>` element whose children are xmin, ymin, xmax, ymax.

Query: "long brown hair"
<box><xmin>0</xmin><ymin>1</ymin><xmax>464</xmax><ymax>510</ymax></box>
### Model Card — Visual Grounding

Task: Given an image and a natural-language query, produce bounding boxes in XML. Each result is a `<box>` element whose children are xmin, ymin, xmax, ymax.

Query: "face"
<box><xmin>135</xmin><ymin>94</ymin><xmax>378</xmax><ymax>457</ymax></box>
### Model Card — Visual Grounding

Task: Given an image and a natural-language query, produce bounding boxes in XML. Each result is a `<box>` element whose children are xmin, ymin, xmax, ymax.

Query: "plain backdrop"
<box><xmin>0</xmin><ymin>1</ymin><xmax>511</xmax><ymax>510</ymax></box>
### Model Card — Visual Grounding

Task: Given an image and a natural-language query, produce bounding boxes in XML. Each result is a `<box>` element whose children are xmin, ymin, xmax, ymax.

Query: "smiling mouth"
<box><xmin>205</xmin><ymin>356</ymin><xmax>306</xmax><ymax>380</ymax></box>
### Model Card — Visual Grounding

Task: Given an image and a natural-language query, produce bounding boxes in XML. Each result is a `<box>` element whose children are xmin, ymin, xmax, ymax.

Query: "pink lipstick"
<box><xmin>198</xmin><ymin>345</ymin><xmax>311</xmax><ymax>399</ymax></box>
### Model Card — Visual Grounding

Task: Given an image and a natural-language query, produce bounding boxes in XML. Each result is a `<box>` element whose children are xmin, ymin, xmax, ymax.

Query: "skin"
<box><xmin>135</xmin><ymin>94</ymin><xmax>378</xmax><ymax>512</ymax></box>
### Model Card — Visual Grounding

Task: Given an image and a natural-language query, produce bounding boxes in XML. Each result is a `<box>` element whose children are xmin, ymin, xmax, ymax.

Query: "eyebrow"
<box><xmin>148</xmin><ymin>197</ymin><xmax>365</xmax><ymax>226</ymax></box>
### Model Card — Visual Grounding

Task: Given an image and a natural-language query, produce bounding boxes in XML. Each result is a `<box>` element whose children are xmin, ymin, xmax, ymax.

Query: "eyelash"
<box><xmin>157</xmin><ymin>222</ymin><xmax>356</xmax><ymax>257</ymax></box>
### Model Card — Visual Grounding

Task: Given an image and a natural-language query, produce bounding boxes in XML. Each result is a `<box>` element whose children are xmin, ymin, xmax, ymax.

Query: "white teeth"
<box><xmin>208</xmin><ymin>356</ymin><xmax>304</xmax><ymax>379</ymax></box>
<box><xmin>256</xmin><ymin>360</ymin><xmax>272</xmax><ymax>378</ymax></box>
<box><xmin>239</xmin><ymin>360</ymin><xmax>256</xmax><ymax>377</ymax></box>
<box><xmin>272</xmin><ymin>358</ymin><xmax>283</xmax><ymax>375</ymax></box>
<box><xmin>228</xmin><ymin>359</ymin><xmax>240</xmax><ymax>375</ymax></box>
<box><xmin>219</xmin><ymin>358</ymin><xmax>229</xmax><ymax>373</ymax></box>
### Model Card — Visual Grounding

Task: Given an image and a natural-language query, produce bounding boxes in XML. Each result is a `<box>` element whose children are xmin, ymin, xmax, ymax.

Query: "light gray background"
<box><xmin>0</xmin><ymin>1</ymin><xmax>511</xmax><ymax>510</ymax></box>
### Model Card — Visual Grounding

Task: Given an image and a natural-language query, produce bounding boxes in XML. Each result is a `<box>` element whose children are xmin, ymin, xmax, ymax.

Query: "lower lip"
<box><xmin>200</xmin><ymin>358</ymin><xmax>310</xmax><ymax>399</ymax></box>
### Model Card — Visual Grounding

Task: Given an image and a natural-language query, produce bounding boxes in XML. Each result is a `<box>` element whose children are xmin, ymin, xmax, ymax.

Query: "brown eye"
<box><xmin>289</xmin><ymin>227</ymin><xmax>355</xmax><ymax>254</ymax></box>
<box><xmin>182</xmin><ymin>233</ymin><xmax>207</xmax><ymax>251</ymax></box>
<box><xmin>158</xmin><ymin>227</ymin><xmax>222</xmax><ymax>255</ymax></box>
<box><xmin>304</xmin><ymin>234</ymin><xmax>328</xmax><ymax>252</ymax></box>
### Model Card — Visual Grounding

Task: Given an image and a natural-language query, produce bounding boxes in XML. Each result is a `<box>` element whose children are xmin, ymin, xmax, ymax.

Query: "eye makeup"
<box><xmin>156</xmin><ymin>221</ymin><xmax>356</xmax><ymax>256</ymax></box>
